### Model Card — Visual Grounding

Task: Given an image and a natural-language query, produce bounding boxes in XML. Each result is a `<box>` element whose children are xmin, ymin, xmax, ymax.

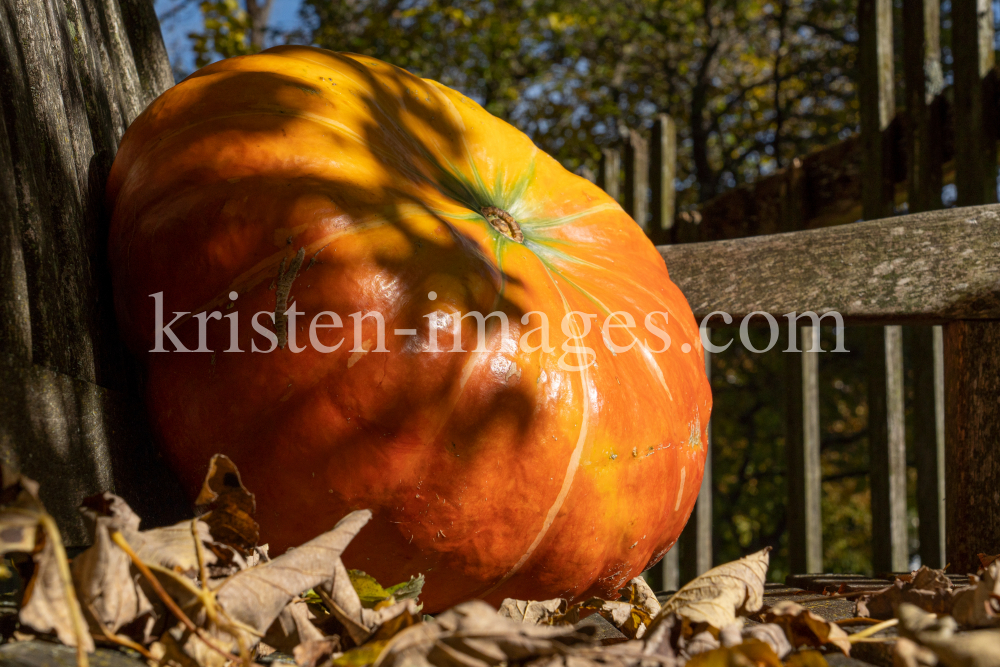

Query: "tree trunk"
<box><xmin>0</xmin><ymin>0</ymin><xmax>189</xmax><ymax>542</ymax></box>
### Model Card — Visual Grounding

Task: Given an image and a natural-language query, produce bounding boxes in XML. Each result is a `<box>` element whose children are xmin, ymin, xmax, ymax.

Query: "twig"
<box><xmin>37</xmin><ymin>514</ymin><xmax>90</xmax><ymax>667</ymax></box>
<box><xmin>110</xmin><ymin>531</ymin><xmax>240</xmax><ymax>663</ymax></box>
<box><xmin>847</xmin><ymin>617</ymin><xmax>898</xmax><ymax>641</ymax></box>
<box><xmin>86</xmin><ymin>602</ymin><xmax>155</xmax><ymax>660</ymax></box>
<box><xmin>835</xmin><ymin>617</ymin><xmax>884</xmax><ymax>625</ymax></box>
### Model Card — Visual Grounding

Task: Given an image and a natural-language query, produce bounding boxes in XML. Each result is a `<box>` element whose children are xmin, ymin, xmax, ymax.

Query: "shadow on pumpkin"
<box><xmin>110</xmin><ymin>47</ymin><xmax>628</xmax><ymax>609</ymax></box>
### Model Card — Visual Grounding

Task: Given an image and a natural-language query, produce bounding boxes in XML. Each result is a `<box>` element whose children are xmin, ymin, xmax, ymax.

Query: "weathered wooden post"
<box><xmin>0</xmin><ymin>0</ymin><xmax>188</xmax><ymax>541</ymax></box>
<box><xmin>858</xmin><ymin>0</ymin><xmax>908</xmax><ymax>573</ymax></box>
<box><xmin>902</xmin><ymin>0</ymin><xmax>947</xmax><ymax>569</ymax></box>
<box><xmin>945</xmin><ymin>0</ymin><xmax>1000</xmax><ymax>574</ymax></box>
<box><xmin>780</xmin><ymin>153</ymin><xmax>823</xmax><ymax>575</ymax></box>
<box><xmin>650</xmin><ymin>114</ymin><xmax>676</xmax><ymax>245</ymax></box>
<box><xmin>624</xmin><ymin>129</ymin><xmax>649</xmax><ymax>233</ymax></box>
<box><xmin>598</xmin><ymin>148</ymin><xmax>621</xmax><ymax>202</ymax></box>
<box><xmin>786</xmin><ymin>323</ymin><xmax>822</xmax><ymax>574</ymax></box>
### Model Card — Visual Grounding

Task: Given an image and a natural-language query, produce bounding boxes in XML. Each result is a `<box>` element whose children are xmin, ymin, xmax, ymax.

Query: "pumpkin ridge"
<box><xmin>481</xmin><ymin>262</ymin><xmax>593</xmax><ymax>598</ymax></box>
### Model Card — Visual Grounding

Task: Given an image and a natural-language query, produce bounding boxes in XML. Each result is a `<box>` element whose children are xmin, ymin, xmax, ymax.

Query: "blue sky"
<box><xmin>155</xmin><ymin>0</ymin><xmax>305</xmax><ymax>75</ymax></box>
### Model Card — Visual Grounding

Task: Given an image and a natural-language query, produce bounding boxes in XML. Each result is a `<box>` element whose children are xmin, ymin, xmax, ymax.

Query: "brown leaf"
<box><xmin>213</xmin><ymin>509</ymin><xmax>372</xmax><ymax>649</ymax></box>
<box><xmin>684</xmin><ymin>638</ymin><xmax>783</xmax><ymax>667</ymax></box>
<box><xmin>72</xmin><ymin>493</ymin><xmax>155</xmax><ymax>641</ymax></box>
<box><xmin>621</xmin><ymin>578</ymin><xmax>662</xmax><ymax>618</ymax></box>
<box><xmin>950</xmin><ymin>561</ymin><xmax>1000</xmax><ymax>628</ymax></box>
<box><xmin>263</xmin><ymin>600</ymin><xmax>325</xmax><ymax>652</ymax></box>
<box><xmin>760</xmin><ymin>600</ymin><xmax>851</xmax><ymax>655</ymax></box>
<box><xmin>979</xmin><ymin>555</ymin><xmax>1000</xmax><ymax>570</ymax></box>
<box><xmin>294</xmin><ymin>637</ymin><xmax>342</xmax><ymax>667</ymax></box>
<box><xmin>857</xmin><ymin>566</ymin><xmax>967</xmax><ymax>620</ymax></box>
<box><xmin>894</xmin><ymin>637</ymin><xmax>939</xmax><ymax>667</ymax></box>
<box><xmin>741</xmin><ymin>624</ymin><xmax>791</xmax><ymax>659</ymax></box>
<box><xmin>375</xmin><ymin>600</ymin><xmax>591</xmax><ymax>667</ymax></box>
<box><xmin>500</xmin><ymin>599</ymin><xmax>572</xmax><ymax>625</ymax></box>
<box><xmin>194</xmin><ymin>454</ymin><xmax>259</xmax><ymax>557</ymax></box>
<box><xmin>0</xmin><ymin>469</ymin><xmax>94</xmax><ymax>653</ymax></box>
<box><xmin>656</xmin><ymin>548</ymin><xmax>771</xmax><ymax>630</ymax></box>
<box><xmin>784</xmin><ymin>650</ymin><xmax>830</xmax><ymax>667</ymax></box>
<box><xmin>897</xmin><ymin>603</ymin><xmax>1000</xmax><ymax>667</ymax></box>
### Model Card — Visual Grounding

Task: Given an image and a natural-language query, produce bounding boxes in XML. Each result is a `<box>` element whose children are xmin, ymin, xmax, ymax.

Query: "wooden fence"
<box><xmin>594</xmin><ymin>0</ymin><xmax>1000</xmax><ymax>584</ymax></box>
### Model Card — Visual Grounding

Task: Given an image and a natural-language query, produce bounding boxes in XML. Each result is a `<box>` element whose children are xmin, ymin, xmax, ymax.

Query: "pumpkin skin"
<box><xmin>107</xmin><ymin>46</ymin><xmax>711</xmax><ymax>612</ymax></box>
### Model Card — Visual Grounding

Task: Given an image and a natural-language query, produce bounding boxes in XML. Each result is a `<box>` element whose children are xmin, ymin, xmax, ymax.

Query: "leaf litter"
<box><xmin>0</xmin><ymin>458</ymin><xmax>997</xmax><ymax>667</ymax></box>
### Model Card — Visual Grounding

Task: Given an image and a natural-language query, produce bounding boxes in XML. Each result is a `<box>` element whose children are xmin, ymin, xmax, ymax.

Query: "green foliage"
<box><xmin>303</xmin><ymin>0</ymin><xmax>859</xmax><ymax>207</ymax></box>
<box><xmin>189</xmin><ymin>0</ymin><xmax>253</xmax><ymax>68</ymax></box>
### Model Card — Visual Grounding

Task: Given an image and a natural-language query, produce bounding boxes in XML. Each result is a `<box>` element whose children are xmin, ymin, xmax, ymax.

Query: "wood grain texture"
<box><xmin>659</xmin><ymin>203</ymin><xmax>1000</xmax><ymax>325</ymax></box>
<box><xmin>0</xmin><ymin>0</ymin><xmax>185</xmax><ymax>541</ymax></box>
<box><xmin>943</xmin><ymin>320</ymin><xmax>1000</xmax><ymax>574</ymax></box>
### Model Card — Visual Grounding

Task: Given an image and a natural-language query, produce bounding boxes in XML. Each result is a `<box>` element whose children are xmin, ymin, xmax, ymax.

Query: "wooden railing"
<box><xmin>596</xmin><ymin>0</ymin><xmax>1000</xmax><ymax>583</ymax></box>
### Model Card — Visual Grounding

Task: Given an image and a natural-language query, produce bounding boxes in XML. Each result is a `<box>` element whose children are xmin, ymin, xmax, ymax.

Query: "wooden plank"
<box><xmin>952</xmin><ymin>0</ymin><xmax>998</xmax><ymax>207</ymax></box>
<box><xmin>650</xmin><ymin>114</ymin><xmax>676</xmax><ymax>244</ymax></box>
<box><xmin>943</xmin><ymin>320</ymin><xmax>1000</xmax><ymax>574</ymax></box>
<box><xmin>0</xmin><ymin>0</ymin><xmax>183</xmax><ymax>541</ymax></box>
<box><xmin>914</xmin><ymin>326</ymin><xmax>946</xmax><ymax>567</ymax></box>
<box><xmin>659</xmin><ymin>204</ymin><xmax>1000</xmax><ymax>325</ymax></box>
<box><xmin>945</xmin><ymin>0</ymin><xmax>1000</xmax><ymax>575</ymax></box>
<box><xmin>678</xmin><ymin>349</ymin><xmax>713</xmax><ymax>582</ymax></box>
<box><xmin>903</xmin><ymin>0</ymin><xmax>947</xmax><ymax>570</ymax></box>
<box><xmin>867</xmin><ymin>325</ymin><xmax>908</xmax><ymax>572</ymax></box>
<box><xmin>624</xmin><ymin>129</ymin><xmax>649</xmax><ymax>232</ymax></box>
<box><xmin>661</xmin><ymin>543</ymin><xmax>679</xmax><ymax>592</ymax></box>
<box><xmin>598</xmin><ymin>148</ymin><xmax>621</xmax><ymax>202</ymax></box>
<box><xmin>786</xmin><ymin>326</ymin><xmax>822</xmax><ymax>573</ymax></box>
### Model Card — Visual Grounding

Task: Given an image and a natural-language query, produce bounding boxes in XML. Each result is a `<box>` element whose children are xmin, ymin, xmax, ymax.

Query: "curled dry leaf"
<box><xmin>857</xmin><ymin>566</ymin><xmax>968</xmax><ymax>620</ymax></box>
<box><xmin>742</xmin><ymin>624</ymin><xmax>792</xmax><ymax>659</ymax></box>
<box><xmin>72</xmin><ymin>493</ymin><xmax>155</xmax><ymax>641</ymax></box>
<box><xmin>656</xmin><ymin>547</ymin><xmax>771</xmax><ymax>629</ymax></box>
<box><xmin>500</xmin><ymin>598</ymin><xmax>572</xmax><ymax>625</ymax></box>
<box><xmin>761</xmin><ymin>600</ymin><xmax>851</xmax><ymax>655</ymax></box>
<box><xmin>0</xmin><ymin>468</ymin><xmax>94</xmax><ymax>657</ymax></box>
<box><xmin>375</xmin><ymin>600</ymin><xmax>591</xmax><ymax>667</ymax></box>
<box><xmin>894</xmin><ymin>637</ymin><xmax>940</xmax><ymax>667</ymax></box>
<box><xmin>684</xmin><ymin>638</ymin><xmax>783</xmax><ymax>667</ymax></box>
<box><xmin>211</xmin><ymin>509</ymin><xmax>373</xmax><ymax>650</ymax></box>
<box><xmin>979</xmin><ymin>554</ymin><xmax>999</xmax><ymax>570</ymax></box>
<box><xmin>294</xmin><ymin>637</ymin><xmax>342</xmax><ymax>667</ymax></box>
<box><xmin>950</xmin><ymin>560</ymin><xmax>1000</xmax><ymax>629</ymax></box>
<box><xmin>263</xmin><ymin>600</ymin><xmax>325</xmax><ymax>652</ymax></box>
<box><xmin>621</xmin><ymin>578</ymin><xmax>661</xmax><ymax>618</ymax></box>
<box><xmin>897</xmin><ymin>603</ymin><xmax>1000</xmax><ymax>667</ymax></box>
<box><xmin>194</xmin><ymin>454</ymin><xmax>259</xmax><ymax>557</ymax></box>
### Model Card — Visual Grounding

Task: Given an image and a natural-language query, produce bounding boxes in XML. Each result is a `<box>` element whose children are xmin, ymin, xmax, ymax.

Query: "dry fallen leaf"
<box><xmin>741</xmin><ymin>624</ymin><xmax>791</xmax><ymax>659</ymax></box>
<box><xmin>375</xmin><ymin>600</ymin><xmax>591</xmax><ymax>667</ymax></box>
<box><xmin>894</xmin><ymin>637</ymin><xmax>940</xmax><ymax>667</ymax></box>
<box><xmin>655</xmin><ymin>547</ymin><xmax>771</xmax><ymax>629</ymax></box>
<box><xmin>684</xmin><ymin>638</ymin><xmax>783</xmax><ymax>667</ymax></box>
<box><xmin>263</xmin><ymin>599</ymin><xmax>326</xmax><ymax>652</ymax></box>
<box><xmin>622</xmin><ymin>577</ymin><xmax>661</xmax><ymax>618</ymax></box>
<box><xmin>950</xmin><ymin>560</ymin><xmax>1000</xmax><ymax>628</ymax></box>
<box><xmin>760</xmin><ymin>600</ymin><xmax>851</xmax><ymax>655</ymax></box>
<box><xmin>194</xmin><ymin>454</ymin><xmax>259</xmax><ymax>557</ymax></box>
<box><xmin>500</xmin><ymin>598</ymin><xmax>573</xmax><ymax>625</ymax></box>
<box><xmin>857</xmin><ymin>566</ymin><xmax>969</xmax><ymax>620</ymax></box>
<box><xmin>212</xmin><ymin>510</ymin><xmax>372</xmax><ymax>647</ymax></box>
<box><xmin>72</xmin><ymin>493</ymin><xmax>155</xmax><ymax>642</ymax></box>
<box><xmin>0</xmin><ymin>468</ymin><xmax>94</xmax><ymax>659</ymax></box>
<box><xmin>980</xmin><ymin>554</ymin><xmax>1000</xmax><ymax>570</ymax></box>
<box><xmin>897</xmin><ymin>603</ymin><xmax>1000</xmax><ymax>667</ymax></box>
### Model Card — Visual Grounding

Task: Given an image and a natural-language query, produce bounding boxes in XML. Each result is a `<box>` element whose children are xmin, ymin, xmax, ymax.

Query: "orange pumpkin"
<box><xmin>107</xmin><ymin>46</ymin><xmax>711</xmax><ymax>611</ymax></box>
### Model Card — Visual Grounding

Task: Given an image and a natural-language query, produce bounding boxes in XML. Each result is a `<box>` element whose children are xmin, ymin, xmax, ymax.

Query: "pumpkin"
<box><xmin>107</xmin><ymin>46</ymin><xmax>711</xmax><ymax>611</ymax></box>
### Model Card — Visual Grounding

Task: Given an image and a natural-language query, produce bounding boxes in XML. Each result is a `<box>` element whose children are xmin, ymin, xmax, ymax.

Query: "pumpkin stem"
<box><xmin>481</xmin><ymin>206</ymin><xmax>524</xmax><ymax>242</ymax></box>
